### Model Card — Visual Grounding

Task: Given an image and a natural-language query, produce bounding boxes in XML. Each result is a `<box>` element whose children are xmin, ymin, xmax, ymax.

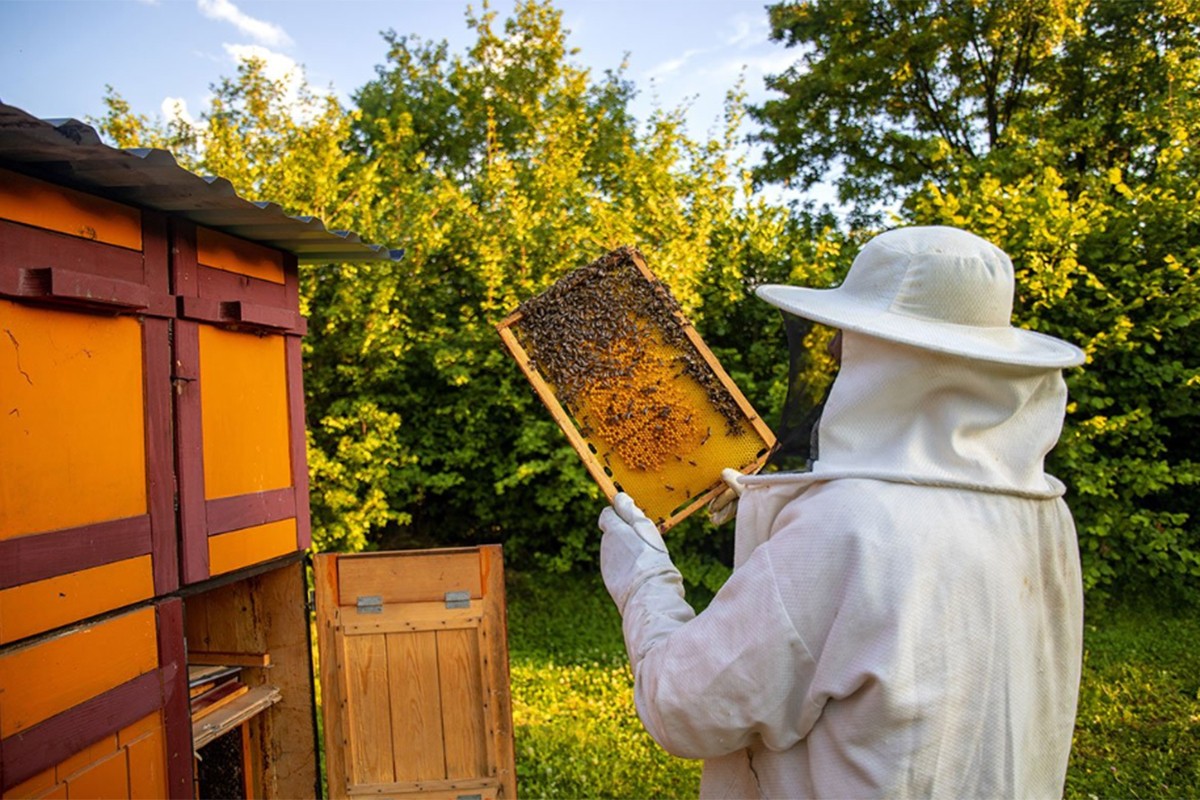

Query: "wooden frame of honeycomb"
<box><xmin>497</xmin><ymin>247</ymin><xmax>775</xmax><ymax>531</ymax></box>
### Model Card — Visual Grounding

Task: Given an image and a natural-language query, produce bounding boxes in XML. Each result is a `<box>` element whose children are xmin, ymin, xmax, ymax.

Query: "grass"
<box><xmin>506</xmin><ymin>570</ymin><xmax>1200</xmax><ymax>799</ymax></box>
<box><xmin>1065</xmin><ymin>604</ymin><xmax>1200</xmax><ymax>798</ymax></box>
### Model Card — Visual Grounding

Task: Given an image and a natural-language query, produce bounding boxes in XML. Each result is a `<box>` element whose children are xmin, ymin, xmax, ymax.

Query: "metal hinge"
<box><xmin>356</xmin><ymin>595</ymin><xmax>383</xmax><ymax>614</ymax></box>
<box><xmin>444</xmin><ymin>590</ymin><xmax>470</xmax><ymax>609</ymax></box>
<box><xmin>456</xmin><ymin>795</ymin><xmax>482</xmax><ymax>800</ymax></box>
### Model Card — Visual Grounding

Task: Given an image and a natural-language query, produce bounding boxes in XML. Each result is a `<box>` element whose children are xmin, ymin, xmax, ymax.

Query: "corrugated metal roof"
<box><xmin>0</xmin><ymin>100</ymin><xmax>403</xmax><ymax>264</ymax></box>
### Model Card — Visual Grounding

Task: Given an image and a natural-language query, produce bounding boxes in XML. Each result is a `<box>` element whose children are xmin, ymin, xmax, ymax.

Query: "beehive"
<box><xmin>498</xmin><ymin>247</ymin><xmax>774</xmax><ymax>529</ymax></box>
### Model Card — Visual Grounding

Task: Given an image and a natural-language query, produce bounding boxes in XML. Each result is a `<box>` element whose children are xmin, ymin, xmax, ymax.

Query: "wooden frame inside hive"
<box><xmin>497</xmin><ymin>247</ymin><xmax>776</xmax><ymax>531</ymax></box>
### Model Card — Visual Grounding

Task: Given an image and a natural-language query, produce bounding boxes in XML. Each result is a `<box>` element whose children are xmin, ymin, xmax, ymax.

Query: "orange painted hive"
<box><xmin>498</xmin><ymin>247</ymin><xmax>775</xmax><ymax>529</ymax></box>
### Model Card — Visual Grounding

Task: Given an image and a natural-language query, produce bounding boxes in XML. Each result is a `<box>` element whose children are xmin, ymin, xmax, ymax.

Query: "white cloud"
<box><xmin>223</xmin><ymin>43</ymin><xmax>300</xmax><ymax>84</ymax></box>
<box><xmin>197</xmin><ymin>0</ymin><xmax>292</xmax><ymax>47</ymax></box>
<box><xmin>161</xmin><ymin>96</ymin><xmax>197</xmax><ymax>129</ymax></box>
<box><xmin>222</xmin><ymin>44</ymin><xmax>332</xmax><ymax>121</ymax></box>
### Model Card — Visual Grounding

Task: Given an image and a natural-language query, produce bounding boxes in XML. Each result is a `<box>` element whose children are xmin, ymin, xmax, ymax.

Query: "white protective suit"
<box><xmin>601</xmin><ymin>331</ymin><xmax>1084</xmax><ymax>798</ymax></box>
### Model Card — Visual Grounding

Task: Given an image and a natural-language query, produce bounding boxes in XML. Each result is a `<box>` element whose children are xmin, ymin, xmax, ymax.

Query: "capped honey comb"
<box><xmin>497</xmin><ymin>246</ymin><xmax>775</xmax><ymax>530</ymax></box>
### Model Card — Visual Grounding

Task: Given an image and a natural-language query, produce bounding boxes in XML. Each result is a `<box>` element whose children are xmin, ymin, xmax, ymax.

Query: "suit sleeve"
<box><xmin>620</xmin><ymin>543</ymin><xmax>818</xmax><ymax>759</ymax></box>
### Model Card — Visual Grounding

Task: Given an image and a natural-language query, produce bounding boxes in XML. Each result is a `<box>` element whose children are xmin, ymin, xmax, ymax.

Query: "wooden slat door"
<box><xmin>314</xmin><ymin>547</ymin><xmax>516</xmax><ymax>800</ymax></box>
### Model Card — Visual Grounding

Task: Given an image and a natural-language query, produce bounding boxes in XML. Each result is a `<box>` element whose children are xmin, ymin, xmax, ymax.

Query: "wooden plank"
<box><xmin>253</xmin><ymin>559</ymin><xmax>318</xmax><ymax>800</ymax></box>
<box><xmin>61</xmin><ymin>748</ymin><xmax>128</xmax><ymax>800</ymax></box>
<box><xmin>386</xmin><ymin>631</ymin><xmax>445</xmax><ymax>782</ymax></box>
<box><xmin>479</xmin><ymin>546</ymin><xmax>517</xmax><ymax>798</ymax></box>
<box><xmin>0</xmin><ymin>669</ymin><xmax>164</xmax><ymax>793</ymax></box>
<box><xmin>346</xmin><ymin>777</ymin><xmax>499</xmax><ymax>797</ymax></box>
<box><xmin>0</xmin><ymin>606</ymin><xmax>158</xmax><ymax>738</ymax></box>
<box><xmin>0</xmin><ymin>554</ymin><xmax>154</xmax><ymax>646</ymax></box>
<box><xmin>341</xmin><ymin>634</ymin><xmax>395</xmax><ymax>786</ymax></box>
<box><xmin>341</xmin><ymin>600</ymin><xmax>482</xmax><ymax>636</ymax></box>
<box><xmin>0</xmin><ymin>516</ymin><xmax>151</xmax><ymax>590</ymax></box>
<box><xmin>183</xmin><ymin>573</ymin><xmax>266</xmax><ymax>658</ymax></box>
<box><xmin>188</xmin><ymin>651</ymin><xmax>270</xmax><ymax>668</ymax></box>
<box><xmin>198</xmin><ymin>325</ymin><xmax>293</xmax><ymax>501</ymax></box>
<box><xmin>190</xmin><ymin>686</ymin><xmax>281</xmax><ymax>750</ymax></box>
<box><xmin>205</xmin><ymin>487</ymin><xmax>296</xmax><ymax>536</ymax></box>
<box><xmin>285</xmin><ymin>334</ymin><xmax>312</xmax><ymax>551</ymax></box>
<box><xmin>126</xmin><ymin>726</ymin><xmax>168</xmax><ymax>800</ymax></box>
<box><xmin>54</xmin><ymin>734</ymin><xmax>117</xmax><ymax>782</ymax></box>
<box><xmin>337</xmin><ymin>550</ymin><xmax>482</xmax><ymax>606</ymax></box>
<box><xmin>0</xmin><ymin>222</ymin><xmax>149</xmax><ymax>303</ymax></box>
<box><xmin>437</xmin><ymin>628</ymin><xmax>487</xmax><ymax>780</ymax></box>
<box><xmin>0</xmin><ymin>167</ymin><xmax>142</xmax><ymax>251</ymax></box>
<box><xmin>207</xmin><ymin>518</ymin><xmax>298</xmax><ymax>577</ymax></box>
<box><xmin>142</xmin><ymin>316</ymin><xmax>179</xmax><ymax>596</ymax></box>
<box><xmin>196</xmin><ymin>265</ymin><xmax>289</xmax><ymax>309</ymax></box>
<box><xmin>174</xmin><ymin>319</ymin><xmax>209</xmax><ymax>585</ymax></box>
<box><xmin>1</xmin><ymin>766</ymin><xmax>55</xmax><ymax>799</ymax></box>
<box><xmin>191</xmin><ymin>684</ymin><xmax>250</xmax><ymax>720</ymax></box>
<box><xmin>156</xmin><ymin>598</ymin><xmax>195</xmax><ymax>800</ymax></box>
<box><xmin>117</xmin><ymin>710</ymin><xmax>161</xmax><ymax>748</ymax></box>
<box><xmin>196</xmin><ymin>226</ymin><xmax>285</xmax><ymax>284</ymax></box>
<box><xmin>313</xmin><ymin>553</ymin><xmax>350</xmax><ymax>800</ymax></box>
<box><xmin>0</xmin><ymin>299</ymin><xmax>147</xmax><ymax>540</ymax></box>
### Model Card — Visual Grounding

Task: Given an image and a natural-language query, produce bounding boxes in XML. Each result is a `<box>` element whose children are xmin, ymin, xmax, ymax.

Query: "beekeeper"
<box><xmin>599</xmin><ymin>226</ymin><xmax>1085</xmax><ymax>798</ymax></box>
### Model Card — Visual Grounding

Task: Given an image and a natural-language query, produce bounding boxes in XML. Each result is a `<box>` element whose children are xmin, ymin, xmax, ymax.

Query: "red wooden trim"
<box><xmin>0</xmin><ymin>667</ymin><xmax>167</xmax><ymax>792</ymax></box>
<box><xmin>143</xmin><ymin>317</ymin><xmax>179</xmax><ymax>596</ymax></box>
<box><xmin>142</xmin><ymin>211</ymin><xmax>170</xmax><ymax>298</ymax></box>
<box><xmin>197</xmin><ymin>264</ymin><xmax>288</xmax><ymax>309</ymax></box>
<box><xmin>283</xmin><ymin>250</ymin><xmax>299</xmax><ymax>310</ymax></box>
<box><xmin>14</xmin><ymin>267</ymin><xmax>149</xmax><ymax>310</ymax></box>
<box><xmin>170</xmin><ymin>219</ymin><xmax>198</xmax><ymax>298</ymax></box>
<box><xmin>174</xmin><ymin>319</ymin><xmax>209</xmax><ymax>585</ymax></box>
<box><xmin>205</xmin><ymin>488</ymin><xmax>297</xmax><ymax>536</ymax></box>
<box><xmin>0</xmin><ymin>219</ymin><xmax>143</xmax><ymax>284</ymax></box>
<box><xmin>286</xmin><ymin>335</ymin><xmax>312</xmax><ymax>551</ymax></box>
<box><xmin>177</xmin><ymin>295</ymin><xmax>305</xmax><ymax>335</ymax></box>
<box><xmin>0</xmin><ymin>516</ymin><xmax>152</xmax><ymax>590</ymax></box>
<box><xmin>157</xmin><ymin>598</ymin><xmax>193</xmax><ymax>800</ymax></box>
<box><xmin>0</xmin><ymin>220</ymin><xmax>173</xmax><ymax>317</ymax></box>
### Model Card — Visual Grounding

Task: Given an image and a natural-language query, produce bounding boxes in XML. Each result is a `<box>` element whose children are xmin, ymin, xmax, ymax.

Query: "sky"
<box><xmin>0</xmin><ymin>0</ymin><xmax>799</xmax><ymax>150</ymax></box>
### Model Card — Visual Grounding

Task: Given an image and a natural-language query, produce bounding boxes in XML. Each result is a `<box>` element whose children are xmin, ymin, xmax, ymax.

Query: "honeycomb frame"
<box><xmin>497</xmin><ymin>248</ymin><xmax>775</xmax><ymax>531</ymax></box>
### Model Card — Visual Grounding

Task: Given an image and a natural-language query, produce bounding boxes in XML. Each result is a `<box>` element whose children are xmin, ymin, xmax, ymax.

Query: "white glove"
<box><xmin>600</xmin><ymin>493</ymin><xmax>696</xmax><ymax>667</ymax></box>
<box><xmin>599</xmin><ymin>493</ymin><xmax>675</xmax><ymax>615</ymax></box>
<box><xmin>706</xmin><ymin>467</ymin><xmax>745</xmax><ymax>526</ymax></box>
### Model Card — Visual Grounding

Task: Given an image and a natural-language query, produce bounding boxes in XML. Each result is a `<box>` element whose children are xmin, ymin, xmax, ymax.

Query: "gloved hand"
<box><xmin>706</xmin><ymin>468</ymin><xmax>745</xmax><ymax>526</ymax></box>
<box><xmin>599</xmin><ymin>493</ymin><xmax>675</xmax><ymax>615</ymax></box>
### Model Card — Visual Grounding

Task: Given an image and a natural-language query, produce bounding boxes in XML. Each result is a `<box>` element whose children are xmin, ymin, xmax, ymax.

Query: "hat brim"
<box><xmin>757</xmin><ymin>284</ymin><xmax>1086</xmax><ymax>368</ymax></box>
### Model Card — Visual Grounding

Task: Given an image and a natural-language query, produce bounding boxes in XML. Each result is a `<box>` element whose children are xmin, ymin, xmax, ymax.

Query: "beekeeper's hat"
<box><xmin>757</xmin><ymin>225</ymin><xmax>1085</xmax><ymax>368</ymax></box>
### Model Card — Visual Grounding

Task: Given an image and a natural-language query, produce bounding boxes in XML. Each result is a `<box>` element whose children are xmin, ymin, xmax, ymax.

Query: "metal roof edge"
<box><xmin>0</xmin><ymin>100</ymin><xmax>402</xmax><ymax>264</ymax></box>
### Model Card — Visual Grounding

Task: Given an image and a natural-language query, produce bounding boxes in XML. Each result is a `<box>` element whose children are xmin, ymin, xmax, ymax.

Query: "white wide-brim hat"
<box><xmin>757</xmin><ymin>226</ymin><xmax>1086</xmax><ymax>368</ymax></box>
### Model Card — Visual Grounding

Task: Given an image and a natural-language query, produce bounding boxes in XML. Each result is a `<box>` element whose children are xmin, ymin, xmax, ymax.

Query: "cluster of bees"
<box><xmin>515</xmin><ymin>246</ymin><xmax>744</xmax><ymax>473</ymax></box>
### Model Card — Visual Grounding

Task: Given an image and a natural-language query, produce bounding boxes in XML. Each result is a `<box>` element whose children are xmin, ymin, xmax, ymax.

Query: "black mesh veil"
<box><xmin>765</xmin><ymin>312</ymin><xmax>837</xmax><ymax>472</ymax></box>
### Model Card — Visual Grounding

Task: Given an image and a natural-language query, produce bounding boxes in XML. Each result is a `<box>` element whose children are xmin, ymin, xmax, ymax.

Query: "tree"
<box><xmin>340</xmin><ymin>1</ymin><xmax>829</xmax><ymax>570</ymax></box>
<box><xmin>98</xmin><ymin>1</ymin><xmax>843</xmax><ymax>572</ymax></box>
<box><xmin>754</xmin><ymin>0</ymin><xmax>1200</xmax><ymax>599</ymax></box>
<box><xmin>751</xmin><ymin>0</ymin><xmax>1085</xmax><ymax>211</ymax></box>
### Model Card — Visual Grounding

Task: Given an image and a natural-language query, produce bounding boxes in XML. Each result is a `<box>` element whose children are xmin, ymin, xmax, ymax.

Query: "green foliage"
<box><xmin>95</xmin><ymin>3</ymin><xmax>839</xmax><ymax>564</ymax></box>
<box><xmin>756</xmin><ymin>0</ymin><xmax>1200</xmax><ymax>600</ymax></box>
<box><xmin>752</xmin><ymin>0</ymin><xmax>1087</xmax><ymax>212</ymax></box>
<box><xmin>511</xmin><ymin>660</ymin><xmax>702</xmax><ymax>798</ymax></box>
<box><xmin>506</xmin><ymin>570</ymin><xmax>701</xmax><ymax>797</ymax></box>
<box><xmin>1066</xmin><ymin>604</ymin><xmax>1200</xmax><ymax>798</ymax></box>
<box><xmin>316</xmin><ymin>2</ymin><xmax>837</xmax><ymax>566</ymax></box>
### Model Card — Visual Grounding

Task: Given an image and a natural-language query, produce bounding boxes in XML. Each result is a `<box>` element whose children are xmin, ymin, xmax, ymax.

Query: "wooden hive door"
<box><xmin>313</xmin><ymin>547</ymin><xmax>516</xmax><ymax>800</ymax></box>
